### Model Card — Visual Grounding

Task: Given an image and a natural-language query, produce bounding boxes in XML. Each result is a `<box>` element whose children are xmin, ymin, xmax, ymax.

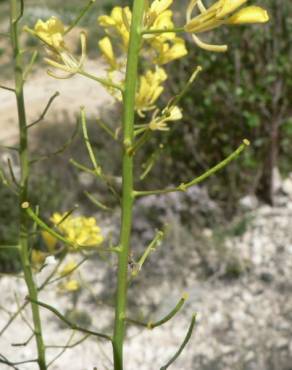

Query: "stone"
<box><xmin>282</xmin><ymin>176</ymin><xmax>292</xmax><ymax>198</ymax></box>
<box><xmin>239</xmin><ymin>195</ymin><xmax>259</xmax><ymax>210</ymax></box>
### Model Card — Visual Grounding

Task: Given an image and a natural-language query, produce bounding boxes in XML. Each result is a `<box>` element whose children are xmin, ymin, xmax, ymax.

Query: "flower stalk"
<box><xmin>112</xmin><ymin>0</ymin><xmax>145</xmax><ymax>369</ymax></box>
<box><xmin>9</xmin><ymin>0</ymin><xmax>47</xmax><ymax>369</ymax></box>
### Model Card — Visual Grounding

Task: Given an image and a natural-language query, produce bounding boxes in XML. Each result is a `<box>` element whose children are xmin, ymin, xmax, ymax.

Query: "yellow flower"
<box><xmin>31</xmin><ymin>249</ymin><xmax>46</xmax><ymax>266</ymax></box>
<box><xmin>185</xmin><ymin>0</ymin><xmax>269</xmax><ymax>52</ymax></box>
<box><xmin>51</xmin><ymin>212</ymin><xmax>104</xmax><ymax>250</ymax></box>
<box><xmin>33</xmin><ymin>16</ymin><xmax>66</xmax><ymax>51</ymax></box>
<box><xmin>98</xmin><ymin>7</ymin><xmax>132</xmax><ymax>49</ymax></box>
<box><xmin>149</xmin><ymin>105</ymin><xmax>183</xmax><ymax>131</ymax></box>
<box><xmin>150</xmin><ymin>0</ymin><xmax>173</xmax><ymax>16</ymax></box>
<box><xmin>98</xmin><ymin>36</ymin><xmax>117</xmax><ymax>69</ymax></box>
<box><xmin>145</xmin><ymin>0</ymin><xmax>173</xmax><ymax>27</ymax></box>
<box><xmin>50</xmin><ymin>213</ymin><xmax>63</xmax><ymax>225</ymax></box>
<box><xmin>25</xmin><ymin>17</ymin><xmax>87</xmax><ymax>78</ymax></box>
<box><xmin>145</xmin><ymin>9</ymin><xmax>175</xmax><ymax>40</ymax></box>
<box><xmin>152</xmin><ymin>37</ymin><xmax>188</xmax><ymax>65</ymax></box>
<box><xmin>59</xmin><ymin>260</ymin><xmax>78</xmax><ymax>276</ymax></box>
<box><xmin>227</xmin><ymin>6</ymin><xmax>269</xmax><ymax>24</ymax></box>
<box><xmin>41</xmin><ymin>231</ymin><xmax>57</xmax><ymax>252</ymax></box>
<box><xmin>135</xmin><ymin>67</ymin><xmax>167</xmax><ymax>116</ymax></box>
<box><xmin>216</xmin><ymin>0</ymin><xmax>248</xmax><ymax>18</ymax></box>
<box><xmin>63</xmin><ymin>279</ymin><xmax>80</xmax><ymax>292</ymax></box>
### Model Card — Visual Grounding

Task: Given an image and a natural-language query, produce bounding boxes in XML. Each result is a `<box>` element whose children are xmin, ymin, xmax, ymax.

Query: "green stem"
<box><xmin>112</xmin><ymin>1</ymin><xmax>145</xmax><ymax>369</ymax></box>
<box><xmin>131</xmin><ymin>230</ymin><xmax>163</xmax><ymax>278</ymax></box>
<box><xmin>64</xmin><ymin>0</ymin><xmax>96</xmax><ymax>35</ymax></box>
<box><xmin>128</xmin><ymin>129</ymin><xmax>151</xmax><ymax>156</ymax></box>
<box><xmin>10</xmin><ymin>1</ymin><xmax>47</xmax><ymax>369</ymax></box>
<box><xmin>126</xmin><ymin>293</ymin><xmax>189</xmax><ymax>329</ymax></box>
<box><xmin>160</xmin><ymin>314</ymin><xmax>197</xmax><ymax>370</ymax></box>
<box><xmin>0</xmin><ymin>84</ymin><xmax>15</xmax><ymax>92</ymax></box>
<box><xmin>142</xmin><ymin>27</ymin><xmax>185</xmax><ymax>35</ymax></box>
<box><xmin>134</xmin><ymin>140</ymin><xmax>250</xmax><ymax>197</ymax></box>
<box><xmin>78</xmin><ymin>69</ymin><xmax>123</xmax><ymax>92</ymax></box>
<box><xmin>27</xmin><ymin>91</ymin><xmax>59</xmax><ymax>128</ymax></box>
<box><xmin>28</xmin><ymin>298</ymin><xmax>112</xmax><ymax>341</ymax></box>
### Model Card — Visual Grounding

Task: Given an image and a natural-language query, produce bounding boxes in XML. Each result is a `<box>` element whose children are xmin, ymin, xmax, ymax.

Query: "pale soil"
<box><xmin>0</xmin><ymin>59</ymin><xmax>113</xmax><ymax>146</ymax></box>
<box><xmin>1</xmin><ymin>191</ymin><xmax>292</xmax><ymax>370</ymax></box>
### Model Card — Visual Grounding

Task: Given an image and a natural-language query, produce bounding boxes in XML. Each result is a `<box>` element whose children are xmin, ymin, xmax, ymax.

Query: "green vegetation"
<box><xmin>155</xmin><ymin>0</ymin><xmax>292</xmax><ymax>210</ymax></box>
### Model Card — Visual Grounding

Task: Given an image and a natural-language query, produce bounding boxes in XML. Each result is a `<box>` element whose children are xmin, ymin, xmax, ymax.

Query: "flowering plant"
<box><xmin>1</xmin><ymin>0</ymin><xmax>268</xmax><ymax>369</ymax></box>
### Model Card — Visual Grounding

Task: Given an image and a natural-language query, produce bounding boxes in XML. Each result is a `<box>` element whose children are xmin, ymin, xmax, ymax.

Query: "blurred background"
<box><xmin>0</xmin><ymin>0</ymin><xmax>292</xmax><ymax>369</ymax></box>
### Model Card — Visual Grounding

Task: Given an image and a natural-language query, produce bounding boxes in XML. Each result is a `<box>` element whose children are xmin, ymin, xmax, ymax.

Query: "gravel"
<box><xmin>1</xmin><ymin>181</ymin><xmax>292</xmax><ymax>370</ymax></box>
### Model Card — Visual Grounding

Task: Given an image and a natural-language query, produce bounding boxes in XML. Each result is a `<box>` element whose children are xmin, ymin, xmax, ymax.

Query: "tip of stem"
<box><xmin>21</xmin><ymin>201</ymin><xmax>30</xmax><ymax>209</ymax></box>
<box><xmin>243</xmin><ymin>138</ymin><xmax>250</xmax><ymax>146</ymax></box>
<box><xmin>182</xmin><ymin>292</ymin><xmax>189</xmax><ymax>301</ymax></box>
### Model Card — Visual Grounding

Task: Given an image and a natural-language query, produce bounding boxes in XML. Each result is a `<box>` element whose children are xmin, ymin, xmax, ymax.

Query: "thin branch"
<box><xmin>0</xmin><ymin>166</ymin><xmax>12</xmax><ymax>188</ymax></box>
<box><xmin>142</xmin><ymin>27</ymin><xmax>185</xmax><ymax>35</ymax></box>
<box><xmin>46</xmin><ymin>257</ymin><xmax>87</xmax><ymax>286</ymax></box>
<box><xmin>38</xmin><ymin>254</ymin><xmax>66</xmax><ymax>290</ymax></box>
<box><xmin>28</xmin><ymin>298</ymin><xmax>112</xmax><ymax>341</ymax></box>
<box><xmin>56</xmin><ymin>205</ymin><xmax>79</xmax><ymax>226</ymax></box>
<box><xmin>160</xmin><ymin>314</ymin><xmax>197</xmax><ymax>370</ymax></box>
<box><xmin>23</xmin><ymin>204</ymin><xmax>74</xmax><ymax>247</ymax></box>
<box><xmin>80</xmin><ymin>108</ymin><xmax>121</xmax><ymax>200</ymax></box>
<box><xmin>70</xmin><ymin>158</ymin><xmax>95</xmax><ymax>175</ymax></box>
<box><xmin>96</xmin><ymin>118</ymin><xmax>117</xmax><ymax>140</ymax></box>
<box><xmin>168</xmin><ymin>66</ymin><xmax>202</xmax><ymax>108</ymax></box>
<box><xmin>15</xmin><ymin>293</ymin><xmax>34</xmax><ymax>332</ymax></box>
<box><xmin>7</xmin><ymin>158</ymin><xmax>19</xmax><ymax>187</ymax></box>
<box><xmin>30</xmin><ymin>119</ymin><xmax>79</xmax><ymax>163</ymax></box>
<box><xmin>47</xmin><ymin>331</ymin><xmax>75</xmax><ymax>367</ymax></box>
<box><xmin>126</xmin><ymin>293</ymin><xmax>189</xmax><ymax>329</ymax></box>
<box><xmin>131</xmin><ymin>230</ymin><xmax>164</xmax><ymax>277</ymax></box>
<box><xmin>0</xmin><ymin>302</ymin><xmax>27</xmax><ymax>336</ymax></box>
<box><xmin>46</xmin><ymin>333</ymin><xmax>90</xmax><ymax>348</ymax></box>
<box><xmin>0</xmin><ymin>253</ymin><xmax>64</xmax><ymax>336</ymax></box>
<box><xmin>84</xmin><ymin>191</ymin><xmax>112</xmax><ymax>211</ymax></box>
<box><xmin>0</xmin><ymin>354</ymin><xmax>37</xmax><ymax>369</ymax></box>
<box><xmin>0</xmin><ymin>144</ymin><xmax>19</xmax><ymax>151</ymax></box>
<box><xmin>23</xmin><ymin>50</ymin><xmax>38</xmax><ymax>81</ymax></box>
<box><xmin>128</xmin><ymin>130</ymin><xmax>151</xmax><ymax>156</ymax></box>
<box><xmin>70</xmin><ymin>159</ymin><xmax>120</xmax><ymax>201</ymax></box>
<box><xmin>134</xmin><ymin>140</ymin><xmax>250</xmax><ymax>197</ymax></box>
<box><xmin>27</xmin><ymin>91</ymin><xmax>60</xmax><ymax>128</ymax></box>
<box><xmin>0</xmin><ymin>84</ymin><xmax>15</xmax><ymax>92</ymax></box>
<box><xmin>81</xmin><ymin>107</ymin><xmax>101</xmax><ymax>175</ymax></box>
<box><xmin>64</xmin><ymin>0</ymin><xmax>96</xmax><ymax>34</ymax></box>
<box><xmin>0</xmin><ymin>245</ymin><xmax>19</xmax><ymax>250</ymax></box>
<box><xmin>14</xmin><ymin>0</ymin><xmax>24</xmax><ymax>23</ymax></box>
<box><xmin>140</xmin><ymin>145</ymin><xmax>163</xmax><ymax>180</ymax></box>
<box><xmin>78</xmin><ymin>69</ymin><xmax>123</xmax><ymax>92</ymax></box>
<box><xmin>11</xmin><ymin>333</ymin><xmax>34</xmax><ymax>347</ymax></box>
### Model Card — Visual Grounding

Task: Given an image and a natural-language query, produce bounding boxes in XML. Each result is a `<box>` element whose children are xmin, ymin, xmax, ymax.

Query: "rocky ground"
<box><xmin>1</xmin><ymin>181</ymin><xmax>292</xmax><ymax>370</ymax></box>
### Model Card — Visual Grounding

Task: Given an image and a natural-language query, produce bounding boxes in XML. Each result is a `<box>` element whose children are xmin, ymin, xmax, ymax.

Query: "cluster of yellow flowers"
<box><xmin>97</xmin><ymin>1</ymin><xmax>187</xmax><ymax>121</ymax></box>
<box><xmin>25</xmin><ymin>17</ymin><xmax>86</xmax><ymax>78</ymax></box>
<box><xmin>26</xmin><ymin>0</ymin><xmax>269</xmax><ymax>130</ymax></box>
<box><xmin>97</xmin><ymin>0</ymin><xmax>268</xmax><ymax>127</ymax></box>
<box><xmin>58</xmin><ymin>259</ymin><xmax>80</xmax><ymax>292</ymax></box>
<box><xmin>185</xmin><ymin>0</ymin><xmax>269</xmax><ymax>51</ymax></box>
<box><xmin>50</xmin><ymin>213</ymin><xmax>104</xmax><ymax>250</ymax></box>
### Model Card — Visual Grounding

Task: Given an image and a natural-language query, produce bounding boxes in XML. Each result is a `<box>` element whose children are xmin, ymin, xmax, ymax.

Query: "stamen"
<box><xmin>192</xmin><ymin>34</ymin><xmax>227</xmax><ymax>52</ymax></box>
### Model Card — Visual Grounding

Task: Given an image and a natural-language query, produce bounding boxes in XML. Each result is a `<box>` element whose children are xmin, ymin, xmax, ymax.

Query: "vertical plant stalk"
<box><xmin>112</xmin><ymin>0</ymin><xmax>145</xmax><ymax>369</ymax></box>
<box><xmin>10</xmin><ymin>1</ymin><xmax>47</xmax><ymax>369</ymax></box>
